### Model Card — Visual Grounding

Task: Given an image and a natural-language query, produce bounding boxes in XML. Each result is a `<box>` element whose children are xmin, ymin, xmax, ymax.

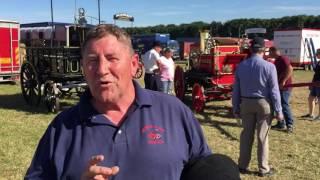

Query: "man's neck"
<box><xmin>253</xmin><ymin>52</ymin><xmax>264</xmax><ymax>58</ymax></box>
<box><xmin>92</xmin><ymin>84</ymin><xmax>136</xmax><ymax>126</ymax></box>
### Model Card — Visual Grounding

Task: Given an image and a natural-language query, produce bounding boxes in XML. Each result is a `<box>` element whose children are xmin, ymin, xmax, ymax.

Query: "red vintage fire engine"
<box><xmin>174</xmin><ymin>30</ymin><xmax>247</xmax><ymax>112</ymax></box>
<box><xmin>0</xmin><ymin>20</ymin><xmax>20</xmax><ymax>82</ymax></box>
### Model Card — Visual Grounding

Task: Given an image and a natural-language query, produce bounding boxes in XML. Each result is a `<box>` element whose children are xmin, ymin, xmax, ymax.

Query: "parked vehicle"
<box><xmin>167</xmin><ymin>39</ymin><xmax>180</xmax><ymax>60</ymax></box>
<box><xmin>20</xmin><ymin>23</ymin><xmax>89</xmax><ymax>112</ymax></box>
<box><xmin>20</xmin><ymin>22</ymin><xmax>142</xmax><ymax>112</ymax></box>
<box><xmin>0</xmin><ymin>20</ymin><xmax>20</xmax><ymax>82</ymax></box>
<box><xmin>273</xmin><ymin>29</ymin><xmax>320</xmax><ymax>69</ymax></box>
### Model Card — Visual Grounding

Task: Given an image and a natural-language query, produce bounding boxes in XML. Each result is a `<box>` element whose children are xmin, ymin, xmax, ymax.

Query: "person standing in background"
<box><xmin>142</xmin><ymin>41</ymin><xmax>162</xmax><ymax>91</ymax></box>
<box><xmin>232</xmin><ymin>37</ymin><xmax>283</xmax><ymax>177</ymax></box>
<box><xmin>301</xmin><ymin>48</ymin><xmax>320</xmax><ymax>120</ymax></box>
<box><xmin>269</xmin><ymin>47</ymin><xmax>294</xmax><ymax>133</ymax></box>
<box><xmin>158</xmin><ymin>48</ymin><xmax>175</xmax><ymax>94</ymax></box>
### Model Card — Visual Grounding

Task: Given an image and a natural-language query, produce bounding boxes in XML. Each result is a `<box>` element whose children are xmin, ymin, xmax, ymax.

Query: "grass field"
<box><xmin>0</xmin><ymin>70</ymin><xmax>319</xmax><ymax>179</ymax></box>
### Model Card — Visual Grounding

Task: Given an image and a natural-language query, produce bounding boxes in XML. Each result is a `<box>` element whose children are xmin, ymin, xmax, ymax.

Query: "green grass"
<box><xmin>0</xmin><ymin>84</ymin><xmax>55</xmax><ymax>179</ymax></box>
<box><xmin>0</xmin><ymin>70</ymin><xmax>319</xmax><ymax>179</ymax></box>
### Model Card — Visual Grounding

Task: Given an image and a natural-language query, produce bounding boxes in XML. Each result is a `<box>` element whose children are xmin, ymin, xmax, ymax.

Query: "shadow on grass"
<box><xmin>205</xmin><ymin>105</ymin><xmax>234</xmax><ymax>118</ymax></box>
<box><xmin>182</xmin><ymin>94</ymin><xmax>239</xmax><ymax>141</ymax></box>
<box><xmin>200</xmin><ymin>111</ymin><xmax>239</xmax><ymax>141</ymax></box>
<box><xmin>0</xmin><ymin>93</ymin><xmax>76</xmax><ymax>114</ymax></box>
<box><xmin>182</xmin><ymin>94</ymin><xmax>234</xmax><ymax>118</ymax></box>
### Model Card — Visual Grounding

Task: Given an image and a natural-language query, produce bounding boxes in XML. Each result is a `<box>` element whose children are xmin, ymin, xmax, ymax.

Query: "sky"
<box><xmin>1</xmin><ymin>0</ymin><xmax>320</xmax><ymax>27</ymax></box>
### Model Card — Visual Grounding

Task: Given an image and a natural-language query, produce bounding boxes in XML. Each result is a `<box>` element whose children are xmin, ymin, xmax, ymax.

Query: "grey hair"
<box><xmin>81</xmin><ymin>24</ymin><xmax>134</xmax><ymax>55</ymax></box>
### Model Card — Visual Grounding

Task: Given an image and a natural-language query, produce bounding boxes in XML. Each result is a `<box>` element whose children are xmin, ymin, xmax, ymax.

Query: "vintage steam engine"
<box><xmin>174</xmin><ymin>30</ymin><xmax>247</xmax><ymax>112</ymax></box>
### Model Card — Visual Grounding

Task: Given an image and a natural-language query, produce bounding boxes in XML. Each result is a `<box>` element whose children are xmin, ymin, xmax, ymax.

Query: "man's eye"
<box><xmin>106</xmin><ymin>56</ymin><xmax>118</xmax><ymax>62</ymax></box>
<box><xmin>86</xmin><ymin>59</ymin><xmax>98</xmax><ymax>66</ymax></box>
<box><xmin>109</xmin><ymin>58</ymin><xmax>118</xmax><ymax>62</ymax></box>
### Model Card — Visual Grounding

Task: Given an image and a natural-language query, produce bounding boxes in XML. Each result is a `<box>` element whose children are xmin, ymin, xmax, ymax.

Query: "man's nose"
<box><xmin>96</xmin><ymin>56</ymin><xmax>110</xmax><ymax>75</ymax></box>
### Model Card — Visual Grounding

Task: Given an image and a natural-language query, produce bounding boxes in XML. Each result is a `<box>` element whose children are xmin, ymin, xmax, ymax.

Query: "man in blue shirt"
<box><xmin>25</xmin><ymin>24</ymin><xmax>211</xmax><ymax>180</ymax></box>
<box><xmin>232</xmin><ymin>37</ymin><xmax>283</xmax><ymax>177</ymax></box>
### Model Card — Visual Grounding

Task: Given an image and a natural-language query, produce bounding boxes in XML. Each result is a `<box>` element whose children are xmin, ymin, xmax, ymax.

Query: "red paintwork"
<box><xmin>180</xmin><ymin>41</ymin><xmax>196</xmax><ymax>59</ymax></box>
<box><xmin>196</xmin><ymin>46</ymin><xmax>244</xmax><ymax>77</ymax></box>
<box><xmin>189</xmin><ymin>45</ymin><xmax>245</xmax><ymax>103</ymax></box>
<box><xmin>190</xmin><ymin>43</ymin><xmax>200</xmax><ymax>54</ymax></box>
<box><xmin>192</xmin><ymin>83</ymin><xmax>205</xmax><ymax>113</ymax></box>
<box><xmin>291</xmin><ymin>61</ymin><xmax>311</xmax><ymax>67</ymax></box>
<box><xmin>285</xmin><ymin>82</ymin><xmax>320</xmax><ymax>88</ymax></box>
<box><xmin>174</xmin><ymin>41</ymin><xmax>246</xmax><ymax>111</ymax></box>
<box><xmin>0</xmin><ymin>21</ymin><xmax>20</xmax><ymax>78</ymax></box>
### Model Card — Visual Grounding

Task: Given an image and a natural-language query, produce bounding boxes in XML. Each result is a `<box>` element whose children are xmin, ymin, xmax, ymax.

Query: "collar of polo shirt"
<box><xmin>79</xmin><ymin>80</ymin><xmax>153</xmax><ymax>122</ymax></box>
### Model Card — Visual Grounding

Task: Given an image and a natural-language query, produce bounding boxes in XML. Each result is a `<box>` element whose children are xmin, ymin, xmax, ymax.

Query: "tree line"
<box><xmin>124</xmin><ymin>15</ymin><xmax>320</xmax><ymax>40</ymax></box>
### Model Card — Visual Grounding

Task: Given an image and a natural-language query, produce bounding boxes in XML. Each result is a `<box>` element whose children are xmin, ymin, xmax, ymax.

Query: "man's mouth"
<box><xmin>100</xmin><ymin>81</ymin><xmax>110</xmax><ymax>85</ymax></box>
<box><xmin>97</xmin><ymin>80</ymin><xmax>113</xmax><ymax>87</ymax></box>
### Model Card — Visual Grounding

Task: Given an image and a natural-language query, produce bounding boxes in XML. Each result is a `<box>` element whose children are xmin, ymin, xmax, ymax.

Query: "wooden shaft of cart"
<box><xmin>284</xmin><ymin>82</ymin><xmax>320</xmax><ymax>88</ymax></box>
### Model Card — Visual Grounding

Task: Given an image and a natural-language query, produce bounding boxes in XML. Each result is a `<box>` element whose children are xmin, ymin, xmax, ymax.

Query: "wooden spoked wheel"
<box><xmin>20</xmin><ymin>62</ymin><xmax>41</xmax><ymax>106</ymax></box>
<box><xmin>44</xmin><ymin>81</ymin><xmax>60</xmax><ymax>113</ymax></box>
<box><xmin>174</xmin><ymin>66</ymin><xmax>185</xmax><ymax>100</ymax></box>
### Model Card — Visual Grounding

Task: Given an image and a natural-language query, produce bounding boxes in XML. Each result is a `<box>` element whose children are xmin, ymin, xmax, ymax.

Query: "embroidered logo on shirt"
<box><xmin>141</xmin><ymin>125</ymin><xmax>165</xmax><ymax>144</ymax></box>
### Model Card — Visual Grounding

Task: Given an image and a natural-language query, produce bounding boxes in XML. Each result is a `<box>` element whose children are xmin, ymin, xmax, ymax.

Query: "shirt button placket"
<box><xmin>114</xmin><ymin>129</ymin><xmax>126</xmax><ymax>144</ymax></box>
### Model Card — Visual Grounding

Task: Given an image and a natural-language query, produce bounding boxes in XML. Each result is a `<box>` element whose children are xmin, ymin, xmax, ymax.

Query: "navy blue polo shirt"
<box><xmin>25</xmin><ymin>81</ymin><xmax>211</xmax><ymax>180</ymax></box>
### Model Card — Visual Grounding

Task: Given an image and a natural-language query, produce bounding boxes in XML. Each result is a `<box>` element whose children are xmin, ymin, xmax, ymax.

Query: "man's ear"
<box><xmin>131</xmin><ymin>53</ymin><xmax>140</xmax><ymax>77</ymax></box>
<box><xmin>80</xmin><ymin>59</ymin><xmax>86</xmax><ymax>76</ymax></box>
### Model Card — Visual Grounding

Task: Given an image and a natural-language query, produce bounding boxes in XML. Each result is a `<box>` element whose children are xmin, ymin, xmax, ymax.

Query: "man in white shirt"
<box><xmin>142</xmin><ymin>41</ymin><xmax>162</xmax><ymax>91</ymax></box>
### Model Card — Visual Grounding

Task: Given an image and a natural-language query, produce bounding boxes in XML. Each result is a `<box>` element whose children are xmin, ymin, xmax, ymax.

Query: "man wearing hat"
<box><xmin>232</xmin><ymin>37</ymin><xmax>283</xmax><ymax>177</ymax></box>
<box><xmin>142</xmin><ymin>41</ymin><xmax>162</xmax><ymax>91</ymax></box>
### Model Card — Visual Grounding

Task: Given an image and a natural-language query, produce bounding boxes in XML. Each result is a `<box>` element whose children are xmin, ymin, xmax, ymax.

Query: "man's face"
<box><xmin>82</xmin><ymin>35</ymin><xmax>139</xmax><ymax>104</ymax></box>
<box><xmin>155</xmin><ymin>46</ymin><xmax>162</xmax><ymax>53</ymax></box>
<box><xmin>269</xmin><ymin>50</ymin><xmax>277</xmax><ymax>58</ymax></box>
<box><xmin>165</xmin><ymin>51</ymin><xmax>173</xmax><ymax>58</ymax></box>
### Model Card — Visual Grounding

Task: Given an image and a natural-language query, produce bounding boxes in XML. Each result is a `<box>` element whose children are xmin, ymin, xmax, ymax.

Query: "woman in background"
<box><xmin>158</xmin><ymin>48</ymin><xmax>175</xmax><ymax>94</ymax></box>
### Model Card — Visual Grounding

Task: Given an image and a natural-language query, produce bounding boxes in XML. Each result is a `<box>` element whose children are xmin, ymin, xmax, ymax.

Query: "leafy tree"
<box><xmin>125</xmin><ymin>15</ymin><xmax>320</xmax><ymax>40</ymax></box>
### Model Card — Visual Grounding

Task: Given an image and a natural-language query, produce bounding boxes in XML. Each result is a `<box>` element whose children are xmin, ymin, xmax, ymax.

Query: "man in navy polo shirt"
<box><xmin>25</xmin><ymin>24</ymin><xmax>211</xmax><ymax>180</ymax></box>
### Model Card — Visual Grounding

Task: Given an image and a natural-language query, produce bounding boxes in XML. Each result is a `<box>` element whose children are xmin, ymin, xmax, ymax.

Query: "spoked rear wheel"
<box><xmin>192</xmin><ymin>83</ymin><xmax>205</xmax><ymax>113</ymax></box>
<box><xmin>174</xmin><ymin>66</ymin><xmax>186</xmax><ymax>100</ymax></box>
<box><xmin>44</xmin><ymin>81</ymin><xmax>60</xmax><ymax>113</ymax></box>
<box><xmin>20</xmin><ymin>62</ymin><xmax>41</xmax><ymax>106</ymax></box>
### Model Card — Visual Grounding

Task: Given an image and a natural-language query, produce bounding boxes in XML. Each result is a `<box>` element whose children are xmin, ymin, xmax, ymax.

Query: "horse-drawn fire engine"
<box><xmin>20</xmin><ymin>21</ymin><xmax>143</xmax><ymax>113</ymax></box>
<box><xmin>20</xmin><ymin>23</ymin><xmax>91</xmax><ymax>112</ymax></box>
<box><xmin>174</xmin><ymin>30</ymin><xmax>247</xmax><ymax>112</ymax></box>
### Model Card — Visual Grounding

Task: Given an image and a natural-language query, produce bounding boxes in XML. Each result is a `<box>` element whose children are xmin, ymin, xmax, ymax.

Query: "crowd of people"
<box><xmin>24</xmin><ymin>24</ymin><xmax>320</xmax><ymax>180</ymax></box>
<box><xmin>233</xmin><ymin>38</ymin><xmax>320</xmax><ymax>177</ymax></box>
<box><xmin>25</xmin><ymin>24</ymin><xmax>215</xmax><ymax>180</ymax></box>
